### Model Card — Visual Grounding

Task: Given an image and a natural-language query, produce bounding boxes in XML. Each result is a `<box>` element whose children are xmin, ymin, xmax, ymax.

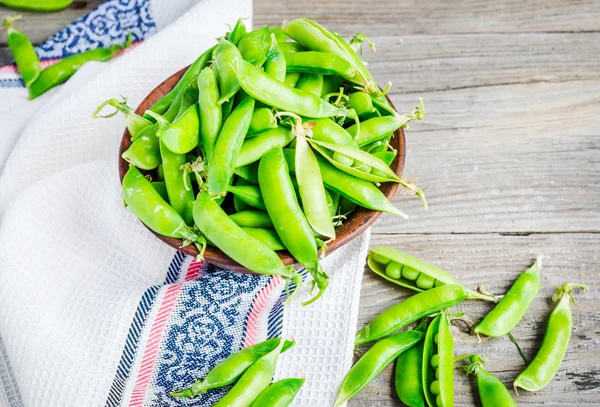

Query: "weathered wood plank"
<box><xmin>0</xmin><ymin>1</ymin><xmax>104</xmax><ymax>46</ymax></box>
<box><xmin>350</xmin><ymin>232</ymin><xmax>600</xmax><ymax>406</ymax></box>
<box><xmin>254</xmin><ymin>0</ymin><xmax>600</xmax><ymax>35</ymax></box>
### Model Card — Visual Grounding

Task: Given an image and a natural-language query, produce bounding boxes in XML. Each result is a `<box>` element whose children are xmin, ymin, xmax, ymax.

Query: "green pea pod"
<box><xmin>422</xmin><ymin>311</ymin><xmax>454</xmax><ymax>407</ymax></box>
<box><xmin>194</xmin><ymin>192</ymin><xmax>302</xmax><ymax>291</ymax></box>
<box><xmin>212</xmin><ymin>339</ymin><xmax>284</xmax><ymax>407</ymax></box>
<box><xmin>232</xmin><ymin>57</ymin><xmax>351</xmax><ymax>119</ymax></box>
<box><xmin>282</xmin><ymin>148</ymin><xmax>407</xmax><ymax>217</ymax></box>
<box><xmin>207</xmin><ymin>97</ymin><xmax>255</xmax><ymax>195</ymax></box>
<box><xmin>355</xmin><ymin>284</ymin><xmax>468</xmax><ymax>346</ymax></box>
<box><xmin>228</xmin><ymin>185</ymin><xmax>266</xmax><ymax>211</ymax></box>
<box><xmin>214</xmin><ymin>39</ymin><xmax>243</xmax><ymax>104</ymax></box>
<box><xmin>334</xmin><ymin>331</ymin><xmax>424</xmax><ymax>407</ymax></box>
<box><xmin>395</xmin><ymin>319</ymin><xmax>428</xmax><ymax>407</ymax></box>
<box><xmin>234</xmin><ymin>162</ymin><xmax>259</xmax><ymax>184</ymax></box>
<box><xmin>155</xmin><ymin>104</ymin><xmax>200</xmax><ymax>155</ymax></box>
<box><xmin>368</xmin><ymin>247</ymin><xmax>496</xmax><ymax>301</ymax></box>
<box><xmin>248</xmin><ymin>107</ymin><xmax>277</xmax><ymax>135</ymax></box>
<box><xmin>321</xmin><ymin>75</ymin><xmax>346</xmax><ymax>97</ymax></box>
<box><xmin>3</xmin><ymin>15</ymin><xmax>40</xmax><ymax>88</ymax></box>
<box><xmin>259</xmin><ymin>147</ymin><xmax>328</xmax><ymax>305</ymax></box>
<box><xmin>327</xmin><ymin>190</ymin><xmax>340</xmax><ymax>217</ymax></box>
<box><xmin>197</xmin><ymin>67</ymin><xmax>222</xmax><ymax>163</ymax></box>
<box><xmin>29</xmin><ymin>34</ymin><xmax>132</xmax><ymax>99</ymax></box>
<box><xmin>474</xmin><ymin>257</ymin><xmax>542</xmax><ymax>337</ymax></box>
<box><xmin>158</xmin><ymin>140</ymin><xmax>194</xmax><ymax>225</ymax></box>
<box><xmin>284</xmin><ymin>72</ymin><xmax>302</xmax><ymax>88</ymax></box>
<box><xmin>121</xmin><ymin>126</ymin><xmax>161</xmax><ymax>170</ymax></box>
<box><xmin>309</xmin><ymin>118</ymin><xmax>356</xmax><ymax>145</ymax></box>
<box><xmin>233</xmin><ymin>177</ymin><xmax>252</xmax><ymax>212</ymax></box>
<box><xmin>171</xmin><ymin>338</ymin><xmax>295</xmax><ymax>398</ymax></box>
<box><xmin>458</xmin><ymin>355</ymin><xmax>517</xmax><ymax>407</ymax></box>
<box><xmin>238</xmin><ymin>27</ymin><xmax>271</xmax><ymax>67</ymax></box>
<box><xmin>277</xmin><ymin>42</ymin><xmax>306</xmax><ymax>53</ymax></box>
<box><xmin>122</xmin><ymin>166</ymin><xmax>199</xmax><ymax>242</ymax></box>
<box><xmin>237</xmin><ymin>127</ymin><xmax>294</xmax><ymax>167</ymax></box>
<box><xmin>151</xmin><ymin>181</ymin><xmax>168</xmax><ymax>202</ymax></box>
<box><xmin>295</xmin><ymin>73</ymin><xmax>323</xmax><ymax>96</ymax></box>
<box><xmin>350</xmin><ymin>99</ymin><xmax>426</xmax><ymax>147</ymax></box>
<box><xmin>264</xmin><ymin>34</ymin><xmax>286</xmax><ymax>82</ymax></box>
<box><xmin>348</xmin><ymin>91</ymin><xmax>376</xmax><ymax>116</ymax></box>
<box><xmin>295</xmin><ymin>124</ymin><xmax>335</xmax><ymax>239</ymax></box>
<box><xmin>227</xmin><ymin>18</ymin><xmax>247</xmax><ymax>46</ymax></box>
<box><xmin>241</xmin><ymin>227</ymin><xmax>285</xmax><ymax>251</ymax></box>
<box><xmin>513</xmin><ymin>283</ymin><xmax>587</xmax><ymax>392</ymax></box>
<box><xmin>250</xmin><ymin>378</ymin><xmax>304</xmax><ymax>407</ymax></box>
<box><xmin>372</xmin><ymin>150</ymin><xmax>396</xmax><ymax>166</ymax></box>
<box><xmin>92</xmin><ymin>97</ymin><xmax>153</xmax><ymax>140</ymax></box>
<box><xmin>270</xmin><ymin>27</ymin><xmax>287</xmax><ymax>42</ymax></box>
<box><xmin>0</xmin><ymin>0</ymin><xmax>73</xmax><ymax>11</ymax></box>
<box><xmin>308</xmin><ymin>138</ymin><xmax>401</xmax><ymax>183</ymax></box>
<box><xmin>149</xmin><ymin>45</ymin><xmax>216</xmax><ymax>115</ymax></box>
<box><xmin>284</xmin><ymin>51</ymin><xmax>354</xmax><ymax>79</ymax></box>
<box><xmin>230</xmin><ymin>210</ymin><xmax>274</xmax><ymax>229</ymax></box>
<box><xmin>338</xmin><ymin>196</ymin><xmax>357</xmax><ymax>217</ymax></box>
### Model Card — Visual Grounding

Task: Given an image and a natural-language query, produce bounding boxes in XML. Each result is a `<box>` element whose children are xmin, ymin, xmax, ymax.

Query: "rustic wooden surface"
<box><xmin>2</xmin><ymin>0</ymin><xmax>598</xmax><ymax>405</ymax></box>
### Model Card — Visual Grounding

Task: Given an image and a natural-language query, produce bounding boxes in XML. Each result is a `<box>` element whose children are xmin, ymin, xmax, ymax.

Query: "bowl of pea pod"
<box><xmin>106</xmin><ymin>18</ymin><xmax>427</xmax><ymax>305</ymax></box>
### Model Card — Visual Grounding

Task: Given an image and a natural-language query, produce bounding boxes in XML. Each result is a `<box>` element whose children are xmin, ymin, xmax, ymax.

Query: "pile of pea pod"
<box><xmin>96</xmin><ymin>18</ymin><xmax>427</xmax><ymax>305</ymax></box>
<box><xmin>334</xmin><ymin>246</ymin><xmax>588</xmax><ymax>407</ymax></box>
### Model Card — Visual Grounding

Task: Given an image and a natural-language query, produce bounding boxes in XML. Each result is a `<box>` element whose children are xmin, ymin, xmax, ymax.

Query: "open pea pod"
<box><xmin>368</xmin><ymin>247</ymin><xmax>496</xmax><ymax>302</ymax></box>
<box><xmin>422</xmin><ymin>312</ymin><xmax>454</xmax><ymax>407</ymax></box>
<box><xmin>308</xmin><ymin>138</ymin><xmax>400</xmax><ymax>183</ymax></box>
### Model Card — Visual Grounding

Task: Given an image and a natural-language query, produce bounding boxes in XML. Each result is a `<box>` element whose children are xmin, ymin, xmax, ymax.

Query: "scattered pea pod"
<box><xmin>250</xmin><ymin>378</ymin><xmax>305</xmax><ymax>407</ymax></box>
<box><xmin>395</xmin><ymin>319</ymin><xmax>428</xmax><ymax>407</ymax></box>
<box><xmin>422</xmin><ymin>311</ymin><xmax>454</xmax><ymax>407</ymax></box>
<box><xmin>368</xmin><ymin>247</ymin><xmax>497</xmax><ymax>302</ymax></box>
<box><xmin>474</xmin><ymin>256</ymin><xmax>542</xmax><ymax>337</ymax></box>
<box><xmin>3</xmin><ymin>16</ymin><xmax>40</xmax><ymax>88</ymax></box>
<box><xmin>355</xmin><ymin>284</ymin><xmax>468</xmax><ymax>346</ymax></box>
<box><xmin>334</xmin><ymin>330</ymin><xmax>424</xmax><ymax>407</ymax></box>
<box><xmin>456</xmin><ymin>354</ymin><xmax>517</xmax><ymax>407</ymax></box>
<box><xmin>170</xmin><ymin>338</ymin><xmax>295</xmax><ymax>398</ymax></box>
<box><xmin>513</xmin><ymin>282</ymin><xmax>588</xmax><ymax>393</ymax></box>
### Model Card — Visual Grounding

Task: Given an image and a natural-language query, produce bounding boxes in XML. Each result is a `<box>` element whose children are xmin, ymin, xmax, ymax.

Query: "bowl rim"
<box><xmin>119</xmin><ymin>65</ymin><xmax>406</xmax><ymax>272</ymax></box>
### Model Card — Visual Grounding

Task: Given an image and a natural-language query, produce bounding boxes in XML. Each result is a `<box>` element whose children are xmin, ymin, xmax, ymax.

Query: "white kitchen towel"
<box><xmin>0</xmin><ymin>1</ymin><xmax>369</xmax><ymax>406</ymax></box>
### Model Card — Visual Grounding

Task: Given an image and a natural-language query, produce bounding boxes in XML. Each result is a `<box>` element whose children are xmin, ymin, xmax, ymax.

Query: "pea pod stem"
<box><xmin>507</xmin><ymin>331</ymin><xmax>528</xmax><ymax>365</ymax></box>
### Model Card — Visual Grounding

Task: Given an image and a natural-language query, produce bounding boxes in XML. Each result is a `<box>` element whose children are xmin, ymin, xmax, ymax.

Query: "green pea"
<box><xmin>430</xmin><ymin>380</ymin><xmax>441</xmax><ymax>395</ymax></box>
<box><xmin>431</xmin><ymin>354</ymin><xmax>440</xmax><ymax>369</ymax></box>
<box><xmin>352</xmin><ymin>161</ymin><xmax>371</xmax><ymax>173</ymax></box>
<box><xmin>416</xmin><ymin>273</ymin><xmax>436</xmax><ymax>290</ymax></box>
<box><xmin>372</xmin><ymin>252</ymin><xmax>391</xmax><ymax>265</ymax></box>
<box><xmin>434</xmin><ymin>333</ymin><xmax>440</xmax><ymax>344</ymax></box>
<box><xmin>435</xmin><ymin>367</ymin><xmax>440</xmax><ymax>379</ymax></box>
<box><xmin>436</xmin><ymin>394</ymin><xmax>443</xmax><ymax>407</ymax></box>
<box><xmin>385</xmin><ymin>262</ymin><xmax>402</xmax><ymax>279</ymax></box>
<box><xmin>333</xmin><ymin>151</ymin><xmax>354</xmax><ymax>166</ymax></box>
<box><xmin>157</xmin><ymin>164</ymin><xmax>164</xmax><ymax>181</ymax></box>
<box><xmin>402</xmin><ymin>267</ymin><xmax>420</xmax><ymax>281</ymax></box>
<box><xmin>370</xmin><ymin>167</ymin><xmax>389</xmax><ymax>178</ymax></box>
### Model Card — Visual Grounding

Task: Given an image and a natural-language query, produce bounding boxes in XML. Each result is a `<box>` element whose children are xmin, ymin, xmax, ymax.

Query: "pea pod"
<box><xmin>248</xmin><ymin>107</ymin><xmax>277</xmax><ymax>135</ymax></box>
<box><xmin>212</xmin><ymin>338</ymin><xmax>284</xmax><ymax>407</ymax></box>
<box><xmin>284</xmin><ymin>51</ymin><xmax>355</xmax><ymax>78</ymax></box>
<box><xmin>367</xmin><ymin>247</ymin><xmax>497</xmax><ymax>302</ymax></box>
<box><xmin>474</xmin><ymin>257</ymin><xmax>542</xmax><ymax>337</ymax></box>
<box><xmin>29</xmin><ymin>34</ymin><xmax>132</xmax><ymax>99</ymax></box>
<box><xmin>234</xmin><ymin>162</ymin><xmax>260</xmax><ymax>184</ymax></box>
<box><xmin>232</xmin><ymin>56</ymin><xmax>352</xmax><ymax>119</ymax></box>
<box><xmin>171</xmin><ymin>338</ymin><xmax>295</xmax><ymax>398</ymax></box>
<box><xmin>193</xmin><ymin>191</ymin><xmax>302</xmax><ymax>296</ymax></box>
<box><xmin>277</xmin><ymin>42</ymin><xmax>306</xmax><ymax>53</ymax></box>
<box><xmin>241</xmin><ymin>228</ymin><xmax>285</xmax><ymax>251</ymax></box>
<box><xmin>152</xmin><ymin>104</ymin><xmax>200</xmax><ymax>155</ymax></box>
<box><xmin>233</xmin><ymin>177</ymin><xmax>252</xmax><ymax>212</ymax></box>
<box><xmin>259</xmin><ymin>147</ymin><xmax>328</xmax><ymax>305</ymax></box>
<box><xmin>230</xmin><ymin>210</ymin><xmax>274</xmax><ymax>229</ymax></box>
<box><xmin>207</xmin><ymin>97</ymin><xmax>255</xmax><ymax>195</ymax></box>
<box><xmin>457</xmin><ymin>355</ymin><xmax>517</xmax><ymax>407</ymax></box>
<box><xmin>214</xmin><ymin>39</ymin><xmax>243</xmax><ymax>104</ymax></box>
<box><xmin>238</xmin><ymin>27</ymin><xmax>271</xmax><ymax>67</ymax></box>
<box><xmin>284</xmin><ymin>72</ymin><xmax>302</xmax><ymax>88</ymax></box>
<box><xmin>151</xmin><ymin>181</ymin><xmax>168</xmax><ymax>202</ymax></box>
<box><xmin>0</xmin><ymin>0</ymin><xmax>73</xmax><ymax>11</ymax></box>
<box><xmin>513</xmin><ymin>283</ymin><xmax>588</xmax><ymax>392</ymax></box>
<box><xmin>264</xmin><ymin>34</ymin><xmax>286</xmax><ymax>82</ymax></box>
<box><xmin>308</xmin><ymin>138</ymin><xmax>401</xmax><ymax>183</ymax></box>
<box><xmin>423</xmin><ymin>311</ymin><xmax>454</xmax><ymax>407</ymax></box>
<box><xmin>295</xmin><ymin>73</ymin><xmax>323</xmax><ymax>96</ymax></box>
<box><xmin>122</xmin><ymin>166</ymin><xmax>200</xmax><ymax>243</ymax></box>
<box><xmin>372</xmin><ymin>150</ymin><xmax>396</xmax><ymax>166</ymax></box>
<box><xmin>294</xmin><ymin>120</ymin><xmax>336</xmax><ymax>239</ymax></box>
<box><xmin>227</xmin><ymin>18</ymin><xmax>247</xmax><ymax>46</ymax></box>
<box><xmin>309</xmin><ymin>118</ymin><xmax>356</xmax><ymax>145</ymax></box>
<box><xmin>150</xmin><ymin>45</ymin><xmax>215</xmax><ymax>114</ymax></box>
<box><xmin>348</xmin><ymin>91</ymin><xmax>376</xmax><ymax>116</ymax></box>
<box><xmin>249</xmin><ymin>378</ymin><xmax>304</xmax><ymax>407</ymax></box>
<box><xmin>3</xmin><ymin>15</ymin><xmax>40</xmax><ymax>88</ymax></box>
<box><xmin>93</xmin><ymin>97</ymin><xmax>152</xmax><ymax>140</ymax></box>
<box><xmin>355</xmin><ymin>284</ymin><xmax>468</xmax><ymax>346</ymax></box>
<box><xmin>395</xmin><ymin>319</ymin><xmax>428</xmax><ymax>407</ymax></box>
<box><xmin>282</xmin><ymin>148</ymin><xmax>407</xmax><ymax>217</ymax></box>
<box><xmin>334</xmin><ymin>331</ymin><xmax>424</xmax><ymax>407</ymax></box>
<box><xmin>237</xmin><ymin>127</ymin><xmax>294</xmax><ymax>167</ymax></box>
<box><xmin>321</xmin><ymin>75</ymin><xmax>346</xmax><ymax>97</ymax></box>
<box><xmin>270</xmin><ymin>27</ymin><xmax>287</xmax><ymax>43</ymax></box>
<box><xmin>228</xmin><ymin>185</ymin><xmax>266</xmax><ymax>211</ymax></box>
<box><xmin>197</xmin><ymin>67</ymin><xmax>222</xmax><ymax>162</ymax></box>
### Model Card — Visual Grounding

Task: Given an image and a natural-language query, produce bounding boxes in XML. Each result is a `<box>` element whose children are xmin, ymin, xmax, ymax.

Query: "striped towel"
<box><xmin>0</xmin><ymin>1</ymin><xmax>369</xmax><ymax>406</ymax></box>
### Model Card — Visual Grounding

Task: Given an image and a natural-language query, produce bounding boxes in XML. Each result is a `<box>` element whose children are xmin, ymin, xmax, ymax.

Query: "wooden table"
<box><xmin>2</xmin><ymin>1</ymin><xmax>599</xmax><ymax>405</ymax></box>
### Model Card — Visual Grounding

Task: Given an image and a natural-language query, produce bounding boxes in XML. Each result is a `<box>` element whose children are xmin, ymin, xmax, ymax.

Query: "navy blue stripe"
<box><xmin>0</xmin><ymin>78</ymin><xmax>25</xmax><ymax>88</ymax></box>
